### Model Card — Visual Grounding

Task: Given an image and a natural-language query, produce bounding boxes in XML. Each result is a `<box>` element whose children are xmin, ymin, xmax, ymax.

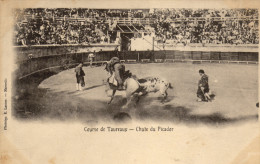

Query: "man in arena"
<box><xmin>106</xmin><ymin>57</ymin><xmax>125</xmax><ymax>90</ymax></box>
<box><xmin>75</xmin><ymin>63</ymin><xmax>85</xmax><ymax>91</ymax></box>
<box><xmin>88</xmin><ymin>50</ymin><xmax>95</xmax><ymax>68</ymax></box>
<box><xmin>197</xmin><ymin>69</ymin><xmax>211</xmax><ymax>102</ymax></box>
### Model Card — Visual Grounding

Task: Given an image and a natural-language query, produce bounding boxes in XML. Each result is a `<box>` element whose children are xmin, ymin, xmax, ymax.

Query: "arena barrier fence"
<box><xmin>15</xmin><ymin>45</ymin><xmax>258</xmax><ymax>80</ymax></box>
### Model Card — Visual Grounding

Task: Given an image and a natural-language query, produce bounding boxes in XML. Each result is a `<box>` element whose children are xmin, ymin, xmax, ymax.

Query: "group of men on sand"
<box><xmin>75</xmin><ymin>56</ymin><xmax>211</xmax><ymax>102</ymax></box>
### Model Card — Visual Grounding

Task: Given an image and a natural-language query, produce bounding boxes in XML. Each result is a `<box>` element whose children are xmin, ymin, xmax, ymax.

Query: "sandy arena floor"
<box><xmin>25</xmin><ymin>62</ymin><xmax>260</xmax><ymax>125</ymax></box>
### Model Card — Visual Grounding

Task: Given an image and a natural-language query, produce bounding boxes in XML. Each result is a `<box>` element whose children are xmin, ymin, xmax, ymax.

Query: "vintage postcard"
<box><xmin>0</xmin><ymin>0</ymin><xmax>259</xmax><ymax>163</ymax></box>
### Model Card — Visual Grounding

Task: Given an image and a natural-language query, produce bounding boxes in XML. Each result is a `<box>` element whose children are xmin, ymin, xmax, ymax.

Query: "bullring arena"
<box><xmin>14</xmin><ymin>44</ymin><xmax>258</xmax><ymax>125</ymax></box>
<box><xmin>36</xmin><ymin>61</ymin><xmax>258</xmax><ymax>124</ymax></box>
<box><xmin>13</xmin><ymin>8</ymin><xmax>258</xmax><ymax>125</ymax></box>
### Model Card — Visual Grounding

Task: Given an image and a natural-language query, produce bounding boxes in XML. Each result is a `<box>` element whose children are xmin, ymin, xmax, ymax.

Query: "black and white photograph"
<box><xmin>12</xmin><ymin>6</ymin><xmax>258</xmax><ymax>123</ymax></box>
<box><xmin>0</xmin><ymin>0</ymin><xmax>259</xmax><ymax>164</ymax></box>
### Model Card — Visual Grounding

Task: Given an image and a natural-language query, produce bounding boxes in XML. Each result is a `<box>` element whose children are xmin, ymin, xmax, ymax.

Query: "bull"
<box><xmin>104</xmin><ymin>63</ymin><xmax>173</xmax><ymax>107</ymax></box>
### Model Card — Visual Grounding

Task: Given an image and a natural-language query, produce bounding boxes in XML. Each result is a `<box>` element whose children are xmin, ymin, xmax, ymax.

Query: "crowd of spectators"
<box><xmin>14</xmin><ymin>8</ymin><xmax>259</xmax><ymax>46</ymax></box>
<box><xmin>14</xmin><ymin>9</ymin><xmax>113</xmax><ymax>46</ymax></box>
<box><xmin>153</xmin><ymin>9</ymin><xmax>258</xmax><ymax>45</ymax></box>
<box><xmin>154</xmin><ymin>18</ymin><xmax>258</xmax><ymax>45</ymax></box>
<box><xmin>14</xmin><ymin>20</ymin><xmax>112</xmax><ymax>45</ymax></box>
<box><xmin>152</xmin><ymin>8</ymin><xmax>258</xmax><ymax>19</ymax></box>
<box><xmin>15</xmin><ymin>8</ymin><xmax>259</xmax><ymax>20</ymax></box>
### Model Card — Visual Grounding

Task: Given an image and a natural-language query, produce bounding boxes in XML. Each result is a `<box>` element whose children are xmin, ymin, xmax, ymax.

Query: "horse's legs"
<box><xmin>137</xmin><ymin>90</ymin><xmax>148</xmax><ymax>96</ymax></box>
<box><xmin>136</xmin><ymin>91</ymin><xmax>147</xmax><ymax>103</ymax></box>
<box><xmin>122</xmin><ymin>78</ymin><xmax>140</xmax><ymax>109</ymax></box>
<box><xmin>136</xmin><ymin>94</ymin><xmax>140</xmax><ymax>103</ymax></box>
<box><xmin>108</xmin><ymin>89</ymin><xmax>116</xmax><ymax>104</ymax></box>
<box><xmin>105</xmin><ymin>82</ymin><xmax>110</xmax><ymax>94</ymax></box>
<box><xmin>105</xmin><ymin>87</ymin><xmax>109</xmax><ymax>94</ymax></box>
<box><xmin>165</xmin><ymin>91</ymin><xmax>168</xmax><ymax>99</ymax></box>
<box><xmin>161</xmin><ymin>90</ymin><xmax>168</xmax><ymax>103</ymax></box>
<box><xmin>122</xmin><ymin>87</ymin><xmax>140</xmax><ymax>109</ymax></box>
<box><xmin>123</xmin><ymin>92</ymin><xmax>134</xmax><ymax>108</ymax></box>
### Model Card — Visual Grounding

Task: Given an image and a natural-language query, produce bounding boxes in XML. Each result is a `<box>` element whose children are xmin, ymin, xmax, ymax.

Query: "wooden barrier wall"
<box><xmin>15</xmin><ymin>45</ymin><xmax>258</xmax><ymax>80</ymax></box>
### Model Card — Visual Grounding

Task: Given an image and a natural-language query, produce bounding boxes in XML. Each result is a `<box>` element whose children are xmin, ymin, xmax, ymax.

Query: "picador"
<box><xmin>105</xmin><ymin>57</ymin><xmax>131</xmax><ymax>90</ymax></box>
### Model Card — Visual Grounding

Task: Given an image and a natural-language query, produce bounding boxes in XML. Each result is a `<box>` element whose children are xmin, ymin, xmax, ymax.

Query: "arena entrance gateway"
<box><xmin>115</xmin><ymin>19</ymin><xmax>156</xmax><ymax>51</ymax></box>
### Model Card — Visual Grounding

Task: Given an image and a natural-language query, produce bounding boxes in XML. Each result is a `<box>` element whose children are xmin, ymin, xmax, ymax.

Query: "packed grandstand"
<box><xmin>14</xmin><ymin>8</ymin><xmax>259</xmax><ymax>46</ymax></box>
